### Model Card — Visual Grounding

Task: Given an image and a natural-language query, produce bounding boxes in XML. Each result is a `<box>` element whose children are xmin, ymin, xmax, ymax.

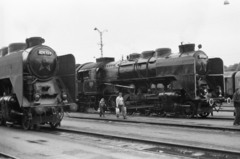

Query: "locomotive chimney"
<box><xmin>26</xmin><ymin>37</ymin><xmax>45</xmax><ymax>48</ymax></box>
<box><xmin>179</xmin><ymin>44</ymin><xmax>195</xmax><ymax>53</ymax></box>
<box><xmin>1</xmin><ymin>47</ymin><xmax>8</xmax><ymax>56</ymax></box>
<box><xmin>8</xmin><ymin>43</ymin><xmax>27</xmax><ymax>54</ymax></box>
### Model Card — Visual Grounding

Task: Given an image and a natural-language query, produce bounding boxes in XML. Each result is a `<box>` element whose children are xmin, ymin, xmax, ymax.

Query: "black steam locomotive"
<box><xmin>76</xmin><ymin>43</ymin><xmax>224</xmax><ymax>118</ymax></box>
<box><xmin>0</xmin><ymin>37</ymin><xmax>76</xmax><ymax>130</ymax></box>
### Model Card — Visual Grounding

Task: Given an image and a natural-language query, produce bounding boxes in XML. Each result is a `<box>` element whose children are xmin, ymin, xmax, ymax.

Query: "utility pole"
<box><xmin>94</xmin><ymin>28</ymin><xmax>107</xmax><ymax>58</ymax></box>
<box><xmin>224</xmin><ymin>0</ymin><xmax>229</xmax><ymax>5</ymax></box>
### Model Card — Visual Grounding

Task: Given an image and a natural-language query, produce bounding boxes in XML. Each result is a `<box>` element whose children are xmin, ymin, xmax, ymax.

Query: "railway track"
<box><xmin>41</xmin><ymin>127</ymin><xmax>240</xmax><ymax>159</ymax></box>
<box><xmin>73</xmin><ymin>111</ymin><xmax>234</xmax><ymax>120</ymax></box>
<box><xmin>67</xmin><ymin>115</ymin><xmax>240</xmax><ymax>132</ymax></box>
<box><xmin>0</xmin><ymin>152</ymin><xmax>18</xmax><ymax>159</ymax></box>
<box><xmin>129</xmin><ymin>113</ymin><xmax>234</xmax><ymax>120</ymax></box>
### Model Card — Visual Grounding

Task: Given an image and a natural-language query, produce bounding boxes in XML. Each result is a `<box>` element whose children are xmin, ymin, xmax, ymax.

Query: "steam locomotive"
<box><xmin>0</xmin><ymin>37</ymin><xmax>76</xmax><ymax>130</ymax></box>
<box><xmin>76</xmin><ymin>43</ymin><xmax>224</xmax><ymax>118</ymax></box>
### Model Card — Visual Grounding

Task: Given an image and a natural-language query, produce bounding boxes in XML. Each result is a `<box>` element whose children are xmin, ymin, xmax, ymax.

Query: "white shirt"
<box><xmin>116</xmin><ymin>96</ymin><xmax>124</xmax><ymax>107</ymax></box>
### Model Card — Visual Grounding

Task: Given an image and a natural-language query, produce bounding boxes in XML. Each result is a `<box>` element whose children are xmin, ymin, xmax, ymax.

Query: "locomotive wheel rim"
<box><xmin>182</xmin><ymin>101</ymin><xmax>195</xmax><ymax>118</ymax></box>
<box><xmin>199</xmin><ymin>112</ymin><xmax>210</xmax><ymax>118</ymax></box>
<box><xmin>22</xmin><ymin>114</ymin><xmax>31</xmax><ymax>130</ymax></box>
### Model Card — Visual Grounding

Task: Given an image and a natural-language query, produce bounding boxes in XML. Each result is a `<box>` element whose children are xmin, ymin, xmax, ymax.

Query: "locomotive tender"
<box><xmin>77</xmin><ymin>43</ymin><xmax>224</xmax><ymax>118</ymax></box>
<box><xmin>0</xmin><ymin>37</ymin><xmax>76</xmax><ymax>130</ymax></box>
<box><xmin>224</xmin><ymin>71</ymin><xmax>240</xmax><ymax>98</ymax></box>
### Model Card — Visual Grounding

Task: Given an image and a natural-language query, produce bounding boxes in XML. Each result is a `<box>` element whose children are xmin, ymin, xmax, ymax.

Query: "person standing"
<box><xmin>116</xmin><ymin>92</ymin><xmax>127</xmax><ymax>119</ymax></box>
<box><xmin>99</xmin><ymin>98</ymin><xmax>106</xmax><ymax>117</ymax></box>
<box><xmin>232</xmin><ymin>88</ymin><xmax>240</xmax><ymax>125</ymax></box>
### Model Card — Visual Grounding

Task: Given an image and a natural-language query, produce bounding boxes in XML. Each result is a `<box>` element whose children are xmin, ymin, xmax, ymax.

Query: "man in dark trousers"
<box><xmin>233</xmin><ymin>88</ymin><xmax>240</xmax><ymax>125</ymax></box>
<box><xmin>116</xmin><ymin>92</ymin><xmax>127</xmax><ymax>119</ymax></box>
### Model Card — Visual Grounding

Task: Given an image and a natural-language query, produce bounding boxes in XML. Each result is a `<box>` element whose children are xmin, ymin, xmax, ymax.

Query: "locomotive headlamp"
<box><xmin>61</xmin><ymin>92</ymin><xmax>68</xmax><ymax>100</ymax></box>
<box><xmin>34</xmin><ymin>93</ymin><xmax>41</xmax><ymax>101</ymax></box>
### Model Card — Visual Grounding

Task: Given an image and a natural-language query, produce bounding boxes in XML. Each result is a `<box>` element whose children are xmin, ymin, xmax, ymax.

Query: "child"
<box><xmin>99</xmin><ymin>98</ymin><xmax>106</xmax><ymax>117</ymax></box>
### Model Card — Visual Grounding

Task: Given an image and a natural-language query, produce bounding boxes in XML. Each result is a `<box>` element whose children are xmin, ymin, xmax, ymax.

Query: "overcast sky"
<box><xmin>1</xmin><ymin>0</ymin><xmax>239</xmax><ymax>66</ymax></box>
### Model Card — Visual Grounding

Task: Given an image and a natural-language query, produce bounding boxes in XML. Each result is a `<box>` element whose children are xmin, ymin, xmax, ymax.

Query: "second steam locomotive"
<box><xmin>76</xmin><ymin>43</ymin><xmax>224</xmax><ymax>118</ymax></box>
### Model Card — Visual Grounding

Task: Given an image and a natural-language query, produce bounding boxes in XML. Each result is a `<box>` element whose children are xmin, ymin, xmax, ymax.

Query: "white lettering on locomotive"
<box><xmin>38</xmin><ymin>50</ymin><xmax>52</xmax><ymax>56</ymax></box>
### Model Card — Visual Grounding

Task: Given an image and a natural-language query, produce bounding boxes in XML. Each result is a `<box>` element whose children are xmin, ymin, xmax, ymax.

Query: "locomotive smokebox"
<box><xmin>26</xmin><ymin>37</ymin><xmax>45</xmax><ymax>48</ymax></box>
<box><xmin>8</xmin><ymin>43</ymin><xmax>27</xmax><ymax>54</ymax></box>
<box><xmin>22</xmin><ymin>38</ymin><xmax>59</xmax><ymax>81</ymax></box>
<box><xmin>179</xmin><ymin>44</ymin><xmax>195</xmax><ymax>53</ymax></box>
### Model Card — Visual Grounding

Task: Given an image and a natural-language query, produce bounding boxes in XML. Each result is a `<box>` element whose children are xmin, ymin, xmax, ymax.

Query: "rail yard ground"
<box><xmin>0</xmin><ymin>126</ymin><xmax>177</xmax><ymax>159</ymax></box>
<box><xmin>64</xmin><ymin>111</ymin><xmax>240</xmax><ymax>149</ymax></box>
<box><xmin>1</xmin><ymin>105</ymin><xmax>240</xmax><ymax>159</ymax></box>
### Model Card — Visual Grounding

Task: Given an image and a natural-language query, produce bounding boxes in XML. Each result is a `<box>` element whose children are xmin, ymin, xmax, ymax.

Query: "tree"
<box><xmin>225</xmin><ymin>63</ymin><xmax>240</xmax><ymax>72</ymax></box>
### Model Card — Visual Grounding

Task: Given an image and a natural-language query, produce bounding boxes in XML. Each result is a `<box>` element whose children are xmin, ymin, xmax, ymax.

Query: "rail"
<box><xmin>0</xmin><ymin>152</ymin><xmax>19</xmax><ymax>159</ymax></box>
<box><xmin>41</xmin><ymin>127</ymin><xmax>240</xmax><ymax>159</ymax></box>
<box><xmin>67</xmin><ymin>115</ymin><xmax>239</xmax><ymax>132</ymax></box>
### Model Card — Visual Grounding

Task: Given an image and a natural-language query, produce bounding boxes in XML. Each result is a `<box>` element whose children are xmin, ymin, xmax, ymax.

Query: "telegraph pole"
<box><xmin>94</xmin><ymin>28</ymin><xmax>107</xmax><ymax>57</ymax></box>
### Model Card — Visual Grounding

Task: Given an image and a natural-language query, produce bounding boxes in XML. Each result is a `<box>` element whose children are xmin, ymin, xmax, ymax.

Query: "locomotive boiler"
<box><xmin>0</xmin><ymin>37</ymin><xmax>76</xmax><ymax>130</ymax></box>
<box><xmin>77</xmin><ymin>43</ymin><xmax>224</xmax><ymax>118</ymax></box>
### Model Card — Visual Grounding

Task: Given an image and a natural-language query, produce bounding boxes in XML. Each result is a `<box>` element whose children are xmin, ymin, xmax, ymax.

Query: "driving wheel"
<box><xmin>22</xmin><ymin>113</ymin><xmax>31</xmax><ymax>130</ymax></box>
<box><xmin>182</xmin><ymin>101</ymin><xmax>196</xmax><ymax>118</ymax></box>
